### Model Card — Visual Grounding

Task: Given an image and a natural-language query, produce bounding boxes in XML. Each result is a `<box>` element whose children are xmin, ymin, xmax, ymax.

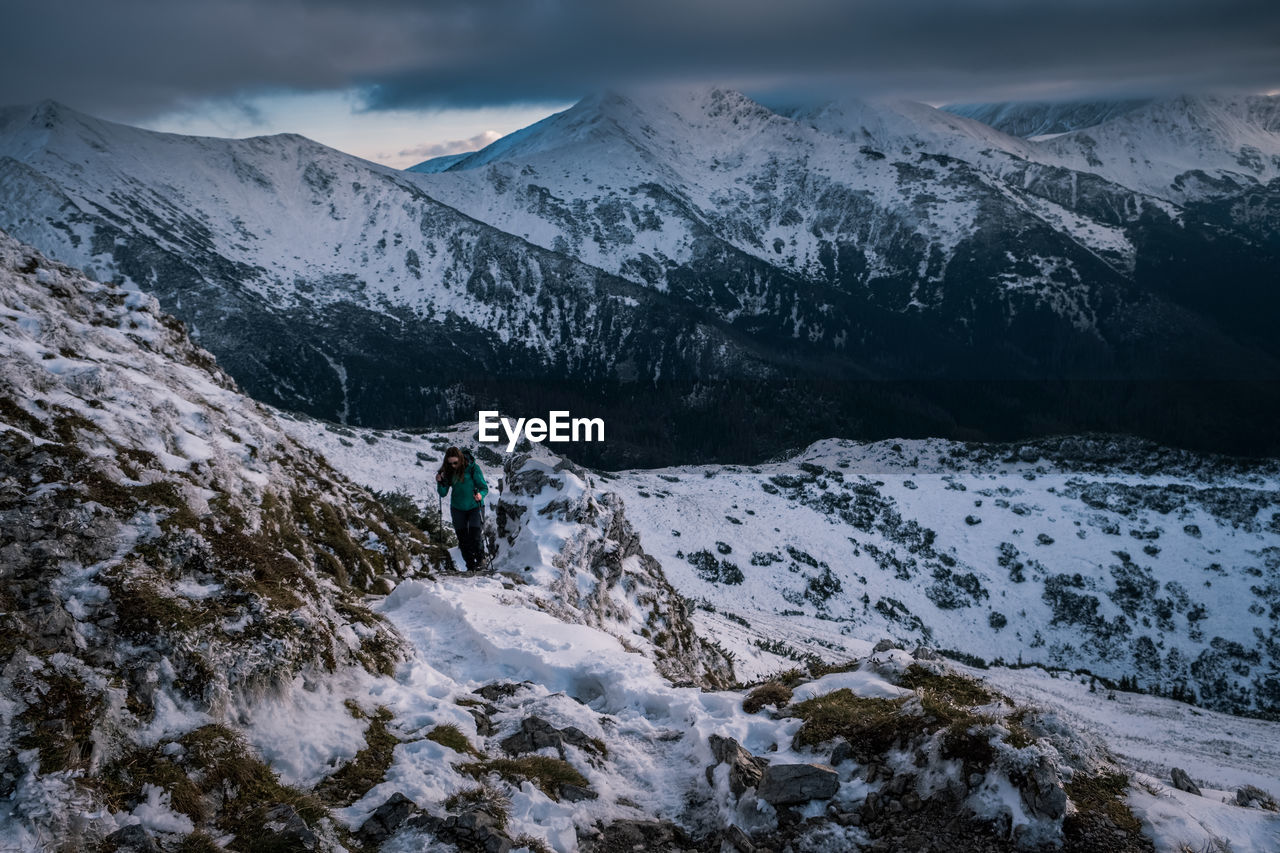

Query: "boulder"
<box><xmin>501</xmin><ymin>715</ymin><xmax>603</xmax><ymax>758</ymax></box>
<box><xmin>579</xmin><ymin>820</ymin><xmax>699</xmax><ymax>853</ymax></box>
<box><xmin>560</xmin><ymin>783</ymin><xmax>599</xmax><ymax>803</ymax></box>
<box><xmin>756</xmin><ymin>763</ymin><xmax>840</xmax><ymax>806</ymax></box>
<box><xmin>438</xmin><ymin>808</ymin><xmax>514</xmax><ymax>853</ymax></box>
<box><xmin>102</xmin><ymin>825</ymin><xmax>160</xmax><ymax>853</ymax></box>
<box><xmin>1019</xmin><ymin>764</ymin><xmax>1068</xmax><ymax>822</ymax></box>
<box><xmin>260</xmin><ymin>803</ymin><xmax>318</xmax><ymax>851</ymax></box>
<box><xmin>1236</xmin><ymin>785</ymin><xmax>1278</xmax><ymax>810</ymax></box>
<box><xmin>1170</xmin><ymin>768</ymin><xmax>1201</xmax><ymax>796</ymax></box>
<box><xmin>705</xmin><ymin>734</ymin><xmax>768</xmax><ymax>797</ymax></box>
<box><xmin>357</xmin><ymin>792</ymin><xmax>417</xmax><ymax>846</ymax></box>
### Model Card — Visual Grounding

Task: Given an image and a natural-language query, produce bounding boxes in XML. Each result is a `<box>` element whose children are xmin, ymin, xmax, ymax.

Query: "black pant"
<box><xmin>451</xmin><ymin>505</ymin><xmax>486</xmax><ymax>570</ymax></box>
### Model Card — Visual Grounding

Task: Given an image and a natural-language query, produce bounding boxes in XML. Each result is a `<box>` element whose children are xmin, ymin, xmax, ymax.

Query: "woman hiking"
<box><xmin>436</xmin><ymin>446</ymin><xmax>490</xmax><ymax>572</ymax></box>
<box><xmin>435</xmin><ymin>445</ymin><xmax>488</xmax><ymax>571</ymax></box>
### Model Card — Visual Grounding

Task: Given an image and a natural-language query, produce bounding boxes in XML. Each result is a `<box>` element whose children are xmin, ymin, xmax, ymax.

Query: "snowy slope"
<box><xmin>1038</xmin><ymin>94</ymin><xmax>1280</xmax><ymax>203</ymax></box>
<box><xmin>608</xmin><ymin>437</ymin><xmax>1280</xmax><ymax>715</ymax></box>
<box><xmin>291</xmin><ymin>417</ymin><xmax>1280</xmax><ymax>720</ymax></box>
<box><xmin>0</xmin><ymin>231</ymin><xmax>450</xmax><ymax>849</ymax></box>
<box><xmin>288</xmin><ymin>415</ymin><xmax>1280</xmax><ymax>852</ymax></box>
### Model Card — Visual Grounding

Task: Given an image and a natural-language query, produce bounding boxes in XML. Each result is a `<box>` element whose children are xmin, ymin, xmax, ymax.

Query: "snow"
<box><xmin>281</xmin><ymin>417</ymin><xmax>1280</xmax><ymax>852</ymax></box>
<box><xmin>1129</xmin><ymin>774</ymin><xmax>1280</xmax><ymax>853</ymax></box>
<box><xmin>4</xmin><ymin>223</ymin><xmax>1280</xmax><ymax>851</ymax></box>
<box><xmin>129</xmin><ymin>785</ymin><xmax>195</xmax><ymax>835</ymax></box>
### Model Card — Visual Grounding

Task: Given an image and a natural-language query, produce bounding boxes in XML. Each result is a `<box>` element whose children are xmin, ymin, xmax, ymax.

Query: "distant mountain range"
<box><xmin>941</xmin><ymin>98</ymin><xmax>1154</xmax><ymax>138</ymax></box>
<box><xmin>2</xmin><ymin>90</ymin><xmax>1278</xmax><ymax>465</ymax></box>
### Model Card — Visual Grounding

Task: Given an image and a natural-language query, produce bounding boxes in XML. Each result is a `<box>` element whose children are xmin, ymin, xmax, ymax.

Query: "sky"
<box><xmin>2</xmin><ymin>0</ymin><xmax>1278</xmax><ymax>168</ymax></box>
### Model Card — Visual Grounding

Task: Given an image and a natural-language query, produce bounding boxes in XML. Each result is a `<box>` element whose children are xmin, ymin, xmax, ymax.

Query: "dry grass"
<box><xmin>457</xmin><ymin>756</ymin><xmax>590</xmax><ymax>801</ymax></box>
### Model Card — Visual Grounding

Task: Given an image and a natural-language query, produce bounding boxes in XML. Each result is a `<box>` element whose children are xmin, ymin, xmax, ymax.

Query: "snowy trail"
<box><xmin>355</xmin><ymin>577</ymin><xmax>907</xmax><ymax>849</ymax></box>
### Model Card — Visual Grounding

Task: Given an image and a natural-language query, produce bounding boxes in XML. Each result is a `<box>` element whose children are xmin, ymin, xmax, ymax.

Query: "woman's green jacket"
<box><xmin>437</xmin><ymin>460</ymin><xmax>488</xmax><ymax>510</ymax></box>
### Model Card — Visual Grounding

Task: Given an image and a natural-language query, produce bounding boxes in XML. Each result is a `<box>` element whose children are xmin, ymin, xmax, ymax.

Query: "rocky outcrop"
<box><xmin>356</xmin><ymin>792</ymin><xmax>418</xmax><ymax>847</ymax></box>
<box><xmin>756</xmin><ymin>763</ymin><xmax>840</xmax><ymax>806</ymax></box>
<box><xmin>495</xmin><ymin>451</ymin><xmax>735</xmax><ymax>689</ymax></box>
<box><xmin>705</xmin><ymin>735</ymin><xmax>768</xmax><ymax>797</ymax></box>
<box><xmin>0</xmin><ymin>234</ymin><xmax>449</xmax><ymax>849</ymax></box>
<box><xmin>501</xmin><ymin>716</ymin><xmax>605</xmax><ymax>760</ymax></box>
<box><xmin>578</xmin><ymin>819</ymin><xmax>705</xmax><ymax>853</ymax></box>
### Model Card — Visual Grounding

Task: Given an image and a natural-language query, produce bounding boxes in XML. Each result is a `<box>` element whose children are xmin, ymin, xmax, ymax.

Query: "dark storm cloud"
<box><xmin>3</xmin><ymin>0</ymin><xmax>1278</xmax><ymax>120</ymax></box>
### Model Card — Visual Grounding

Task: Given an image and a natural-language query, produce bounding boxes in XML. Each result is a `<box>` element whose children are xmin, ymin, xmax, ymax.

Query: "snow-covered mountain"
<box><xmin>0</xmin><ymin>100</ymin><xmax>773</xmax><ymax>458</ymax></box>
<box><xmin>1039</xmin><ymin>95</ymin><xmax>1280</xmax><ymax>204</ymax></box>
<box><xmin>3</xmin><ymin>232</ymin><xmax>1279</xmax><ymax>852</ymax></box>
<box><xmin>943</xmin><ymin>99</ymin><xmax>1154</xmax><ymax>139</ymax></box>
<box><xmin>2</xmin><ymin>91</ymin><xmax>1279</xmax><ymax>467</ymax></box>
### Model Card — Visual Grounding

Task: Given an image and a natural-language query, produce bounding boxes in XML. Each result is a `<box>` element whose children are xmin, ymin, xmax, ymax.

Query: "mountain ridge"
<box><xmin>2</xmin><ymin>90</ymin><xmax>1279</xmax><ymax>466</ymax></box>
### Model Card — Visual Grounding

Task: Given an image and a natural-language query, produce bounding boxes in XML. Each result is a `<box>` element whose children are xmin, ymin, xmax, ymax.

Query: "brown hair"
<box><xmin>437</xmin><ymin>446</ymin><xmax>467</xmax><ymax>484</ymax></box>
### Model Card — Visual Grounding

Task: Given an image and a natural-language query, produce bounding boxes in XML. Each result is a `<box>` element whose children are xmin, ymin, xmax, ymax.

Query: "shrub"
<box><xmin>743</xmin><ymin>682</ymin><xmax>793</xmax><ymax>714</ymax></box>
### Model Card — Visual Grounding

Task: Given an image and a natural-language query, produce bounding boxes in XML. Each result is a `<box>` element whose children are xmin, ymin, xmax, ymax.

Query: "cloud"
<box><xmin>2</xmin><ymin>0</ymin><xmax>1278</xmax><ymax>123</ymax></box>
<box><xmin>391</xmin><ymin>130</ymin><xmax>503</xmax><ymax>162</ymax></box>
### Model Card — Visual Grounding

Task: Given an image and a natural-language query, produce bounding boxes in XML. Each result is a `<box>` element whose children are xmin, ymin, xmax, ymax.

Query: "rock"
<box><xmin>706</xmin><ymin>734</ymin><xmax>769</xmax><ymax>797</ymax></box>
<box><xmin>1170</xmin><ymin>768</ymin><xmax>1202</xmax><ymax>796</ymax></box>
<box><xmin>1019</xmin><ymin>764</ymin><xmax>1068</xmax><ymax>821</ymax></box>
<box><xmin>721</xmin><ymin>823</ymin><xmax>757</xmax><ymax>852</ymax></box>
<box><xmin>357</xmin><ymin>791</ymin><xmax>417</xmax><ymax>845</ymax></box>
<box><xmin>757</xmin><ymin>763</ymin><xmax>840</xmax><ymax>806</ymax></box>
<box><xmin>260</xmin><ymin>803</ymin><xmax>318</xmax><ymax>850</ymax></box>
<box><xmin>483</xmin><ymin>835</ymin><xmax>514</xmax><ymax>853</ymax></box>
<box><xmin>507</xmin><ymin>465</ymin><xmax>562</xmax><ymax>496</ymax></box>
<box><xmin>475</xmin><ymin>682</ymin><xmax>525</xmax><ymax>702</ymax></box>
<box><xmin>579</xmin><ymin>819</ymin><xmax>698</xmax><ymax>853</ymax></box>
<box><xmin>502</xmin><ymin>716</ymin><xmax>564</xmax><ymax>754</ymax></box>
<box><xmin>885</xmin><ymin>773</ymin><xmax>912</xmax><ymax>796</ymax></box>
<box><xmin>872</xmin><ymin>639</ymin><xmax>897</xmax><ymax>653</ymax></box>
<box><xmin>1236</xmin><ymin>785</ymin><xmax>1279</xmax><ymax>810</ymax></box>
<box><xmin>466</xmin><ymin>706</ymin><xmax>497</xmax><ymax>737</ymax></box>
<box><xmin>560</xmin><ymin>783</ymin><xmax>598</xmax><ymax>802</ymax></box>
<box><xmin>830</xmin><ymin>740</ymin><xmax>854</xmax><ymax>767</ymax></box>
<box><xmin>502</xmin><ymin>716</ymin><xmax>604</xmax><ymax>759</ymax></box>
<box><xmin>862</xmin><ymin>791</ymin><xmax>882</xmax><ymax>820</ymax></box>
<box><xmin>774</xmin><ymin>804</ymin><xmax>803</xmax><ymax>828</ymax></box>
<box><xmin>560</xmin><ymin>724</ymin><xmax>604</xmax><ymax>754</ymax></box>
<box><xmin>439</xmin><ymin>809</ymin><xmax>514</xmax><ymax>853</ymax></box>
<box><xmin>901</xmin><ymin>792</ymin><xmax>923</xmax><ymax>812</ymax></box>
<box><xmin>103</xmin><ymin>824</ymin><xmax>160</xmax><ymax>853</ymax></box>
